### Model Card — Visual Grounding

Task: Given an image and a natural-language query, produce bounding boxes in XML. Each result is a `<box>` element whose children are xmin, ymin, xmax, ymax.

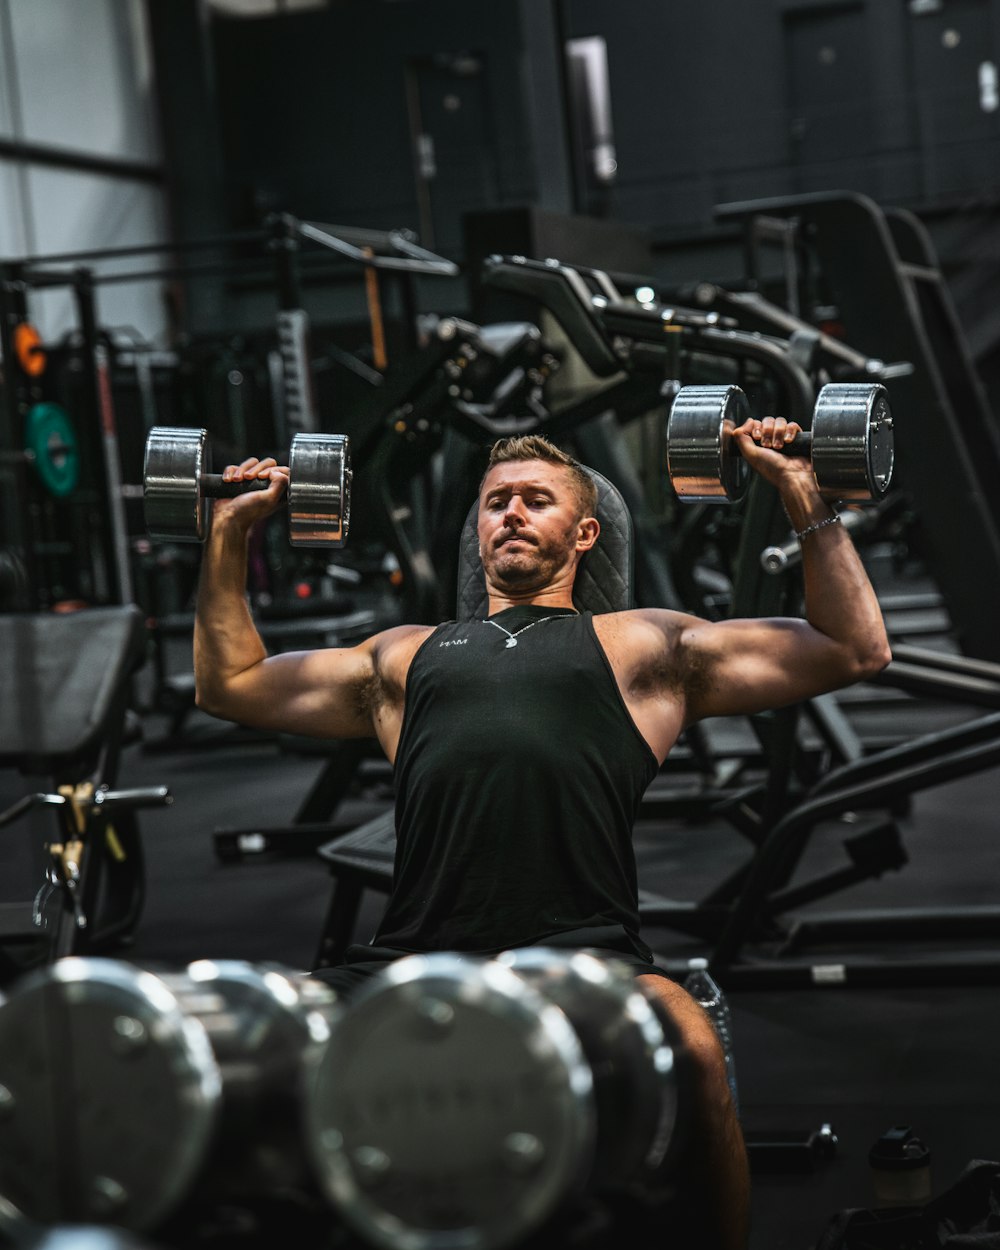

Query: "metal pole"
<box><xmin>73</xmin><ymin>269</ymin><xmax>134</xmax><ymax>605</ymax></box>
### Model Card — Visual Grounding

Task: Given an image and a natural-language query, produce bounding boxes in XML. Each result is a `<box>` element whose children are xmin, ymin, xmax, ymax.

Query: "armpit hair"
<box><xmin>357</xmin><ymin>668</ymin><xmax>384</xmax><ymax>720</ymax></box>
<box><xmin>358</xmin><ymin>661</ymin><xmax>405</xmax><ymax>722</ymax></box>
<box><xmin>630</xmin><ymin>626</ymin><xmax>714</xmax><ymax>706</ymax></box>
<box><xmin>678</xmin><ymin>642</ymin><xmax>715</xmax><ymax>707</ymax></box>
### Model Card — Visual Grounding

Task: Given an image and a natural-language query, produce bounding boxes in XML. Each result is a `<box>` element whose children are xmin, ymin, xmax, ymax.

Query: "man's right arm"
<box><xmin>193</xmin><ymin>458</ymin><xmax>377</xmax><ymax>740</ymax></box>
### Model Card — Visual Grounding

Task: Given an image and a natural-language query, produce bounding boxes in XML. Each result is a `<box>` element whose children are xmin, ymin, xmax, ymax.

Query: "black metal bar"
<box><xmin>72</xmin><ymin>269</ymin><xmax>132</xmax><ymax>604</ymax></box>
<box><xmin>787</xmin><ymin>904</ymin><xmax>1000</xmax><ymax>945</ymax></box>
<box><xmin>0</xmin><ymin>269</ymin><xmax>37</xmax><ymax>609</ymax></box>
<box><xmin>811</xmin><ymin>709</ymin><xmax>1000</xmax><ymax>798</ymax></box>
<box><xmin>0</xmin><ymin>136</ymin><xmax>162</xmax><ymax>184</ymax></box>
<box><xmin>889</xmin><ymin>643</ymin><xmax>1000</xmax><ymax>681</ymax></box>
<box><xmin>713</xmin><ymin>954</ymin><xmax>1000</xmax><ymax>991</ymax></box>
<box><xmin>270</xmin><ymin>214</ymin><xmax>303</xmax><ymax>311</ymax></box>
<box><xmin>802</xmin><ymin>692</ymin><xmax>865</xmax><ymax>766</ymax></box>
<box><xmin>298</xmin><ymin>220</ymin><xmax>460</xmax><ymax>277</ymax></box>
<box><xmin>876</xmin><ymin>661</ymin><xmax>1000</xmax><ymax>709</ymax></box>
<box><xmin>16</xmin><ymin>230</ymin><xmax>266</xmax><ymax>269</ymax></box>
<box><xmin>764</xmin><ymin>854</ymin><xmax>900</xmax><ymax>914</ymax></box>
<box><xmin>295</xmin><ymin>741</ymin><xmax>374</xmax><ymax>824</ymax></box>
<box><xmin>710</xmin><ymin>733</ymin><xmax>1000</xmax><ymax>972</ymax></box>
<box><xmin>23</xmin><ymin>255</ymin><xmax>404</xmax><ymax>292</ymax></box>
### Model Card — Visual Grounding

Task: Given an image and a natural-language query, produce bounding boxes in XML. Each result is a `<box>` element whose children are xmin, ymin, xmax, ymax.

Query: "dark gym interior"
<box><xmin>3</xmin><ymin>2</ymin><xmax>1000</xmax><ymax>1248</ymax></box>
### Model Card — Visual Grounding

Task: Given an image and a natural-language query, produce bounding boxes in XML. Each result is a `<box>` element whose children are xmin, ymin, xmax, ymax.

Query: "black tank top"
<box><xmin>373</xmin><ymin>605</ymin><xmax>660</xmax><ymax>960</ymax></box>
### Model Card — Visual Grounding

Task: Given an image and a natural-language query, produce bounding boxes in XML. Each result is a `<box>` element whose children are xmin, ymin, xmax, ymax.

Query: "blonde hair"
<box><xmin>482</xmin><ymin>435</ymin><xmax>598</xmax><ymax>519</ymax></box>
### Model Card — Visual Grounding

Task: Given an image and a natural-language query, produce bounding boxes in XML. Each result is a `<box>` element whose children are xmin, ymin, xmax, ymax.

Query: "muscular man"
<box><xmin>195</xmin><ymin>420</ymin><xmax>890</xmax><ymax>1249</ymax></box>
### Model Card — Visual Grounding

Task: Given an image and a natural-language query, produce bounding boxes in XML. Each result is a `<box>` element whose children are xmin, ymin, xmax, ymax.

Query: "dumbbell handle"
<box><xmin>200</xmin><ymin>474</ymin><xmax>277</xmax><ymax>499</ymax></box>
<box><xmin>740</xmin><ymin>429</ymin><xmax>812</xmax><ymax>456</ymax></box>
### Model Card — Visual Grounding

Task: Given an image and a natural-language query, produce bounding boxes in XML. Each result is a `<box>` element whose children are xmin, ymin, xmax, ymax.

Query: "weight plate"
<box><xmin>25</xmin><ymin>402</ymin><xmax>80</xmax><ymax>498</ymax></box>
<box><xmin>811</xmin><ymin>384</ymin><xmax>894</xmax><ymax>501</ymax></box>
<box><xmin>0</xmin><ymin>958</ymin><xmax>219</xmax><ymax>1232</ymax></box>
<box><xmin>287</xmin><ymin>433</ymin><xmax>352</xmax><ymax>548</ymax></box>
<box><xmin>500</xmin><ymin>948</ymin><xmax>683</xmax><ymax>1187</ymax></box>
<box><xmin>13</xmin><ymin>322</ymin><xmax>46</xmax><ymax>377</ymax></box>
<box><xmin>666</xmin><ymin>385</ymin><xmax>750</xmax><ymax>503</ymax></box>
<box><xmin>307</xmin><ymin>953</ymin><xmax>595</xmax><ymax>1250</ymax></box>
<box><xmin>143</xmin><ymin>427</ymin><xmax>210</xmax><ymax>542</ymax></box>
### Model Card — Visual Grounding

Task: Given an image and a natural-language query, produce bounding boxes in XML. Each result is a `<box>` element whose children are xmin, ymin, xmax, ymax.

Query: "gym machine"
<box><xmin>196</xmin><ymin>276</ymin><xmax>696</xmax><ymax>861</ymax></box>
<box><xmin>303</xmin><ymin>249</ymin><xmax>1000</xmax><ymax>985</ymax></box>
<box><xmin>300</xmin><ymin>388</ymin><xmax>900</xmax><ymax>994</ymax></box>
<box><xmin>0</xmin><ymin>606</ymin><xmax>170</xmax><ymax>985</ymax></box>
<box><xmin>713</xmin><ymin>190</ymin><xmax>1000</xmax><ymax>663</ymax></box>
<box><xmin>0</xmin><ymin>212</ymin><xmax>459</xmax><ymax>617</ymax></box>
<box><xmin>0</xmin><ymin>265</ymin><xmax>136</xmax><ymax>612</ymax></box>
<box><xmin>195</xmin><ymin>311</ymin><xmax>894</xmax><ymax>864</ymax></box>
<box><xmin>478</xmin><ymin>254</ymin><xmax>896</xmax><ymax>791</ymax></box>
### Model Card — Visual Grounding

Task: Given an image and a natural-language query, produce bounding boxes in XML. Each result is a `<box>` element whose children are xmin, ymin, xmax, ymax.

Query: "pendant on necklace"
<box><xmin>505</xmin><ymin>637</ymin><xmax>518</xmax><ymax>648</ymax></box>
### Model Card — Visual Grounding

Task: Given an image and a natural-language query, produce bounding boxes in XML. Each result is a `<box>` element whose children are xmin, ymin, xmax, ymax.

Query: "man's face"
<box><xmin>477</xmin><ymin>459</ymin><xmax>596</xmax><ymax>593</ymax></box>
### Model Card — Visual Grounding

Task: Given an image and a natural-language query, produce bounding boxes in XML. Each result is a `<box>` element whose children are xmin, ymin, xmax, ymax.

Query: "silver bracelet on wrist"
<box><xmin>795</xmin><ymin>513</ymin><xmax>842</xmax><ymax>541</ymax></box>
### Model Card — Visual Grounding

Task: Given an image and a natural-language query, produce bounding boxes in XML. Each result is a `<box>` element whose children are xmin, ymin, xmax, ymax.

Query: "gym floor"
<box><xmin>2</xmin><ymin>637</ymin><xmax>999</xmax><ymax>1249</ymax></box>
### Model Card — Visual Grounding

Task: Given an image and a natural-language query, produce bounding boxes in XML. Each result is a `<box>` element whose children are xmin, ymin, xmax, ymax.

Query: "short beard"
<box><xmin>485</xmin><ymin>526</ymin><xmax>577</xmax><ymax>591</ymax></box>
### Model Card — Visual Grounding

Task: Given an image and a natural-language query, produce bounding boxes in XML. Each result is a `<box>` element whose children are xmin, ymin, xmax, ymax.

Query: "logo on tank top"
<box><xmin>439</xmin><ymin>637</ymin><xmax>468</xmax><ymax>648</ymax></box>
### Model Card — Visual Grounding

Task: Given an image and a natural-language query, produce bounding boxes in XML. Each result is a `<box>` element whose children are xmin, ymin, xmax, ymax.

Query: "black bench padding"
<box><xmin>0</xmin><ymin>605</ymin><xmax>146</xmax><ymax>768</ymax></box>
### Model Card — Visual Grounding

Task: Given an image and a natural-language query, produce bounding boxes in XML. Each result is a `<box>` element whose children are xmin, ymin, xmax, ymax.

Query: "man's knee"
<box><xmin>636</xmin><ymin>973</ymin><xmax>729</xmax><ymax>1094</ymax></box>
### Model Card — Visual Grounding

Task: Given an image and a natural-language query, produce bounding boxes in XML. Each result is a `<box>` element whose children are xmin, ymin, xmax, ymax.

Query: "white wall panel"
<box><xmin>0</xmin><ymin>0</ymin><xmax>16</xmax><ymax>138</ymax></box>
<box><xmin>0</xmin><ymin>0</ymin><xmax>169</xmax><ymax>342</ymax></box>
<box><xmin>26</xmin><ymin>168</ymin><xmax>169</xmax><ymax>344</ymax></box>
<box><xmin>0</xmin><ymin>159</ymin><xmax>30</xmax><ymax>255</ymax></box>
<box><xmin>7</xmin><ymin>0</ymin><xmax>160</xmax><ymax>161</ymax></box>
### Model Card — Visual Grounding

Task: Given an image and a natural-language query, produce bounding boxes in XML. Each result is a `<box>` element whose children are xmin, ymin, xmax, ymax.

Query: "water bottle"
<box><xmin>683</xmin><ymin>956</ymin><xmax>740</xmax><ymax>1116</ymax></box>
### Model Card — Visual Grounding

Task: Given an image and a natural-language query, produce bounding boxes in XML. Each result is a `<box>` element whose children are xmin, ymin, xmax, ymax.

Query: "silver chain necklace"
<box><xmin>482</xmin><ymin>613</ymin><xmax>575</xmax><ymax>649</ymax></box>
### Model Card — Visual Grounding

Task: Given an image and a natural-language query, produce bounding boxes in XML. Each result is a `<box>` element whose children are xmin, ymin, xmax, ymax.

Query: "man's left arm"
<box><xmin>677</xmin><ymin>416</ymin><xmax>892</xmax><ymax>723</ymax></box>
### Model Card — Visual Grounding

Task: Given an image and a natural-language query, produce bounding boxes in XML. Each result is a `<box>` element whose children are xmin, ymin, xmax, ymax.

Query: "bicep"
<box><xmin>680</xmin><ymin>616</ymin><xmax>864</xmax><ymax>723</ymax></box>
<box><xmin>211</xmin><ymin>644</ymin><xmax>376</xmax><ymax>738</ymax></box>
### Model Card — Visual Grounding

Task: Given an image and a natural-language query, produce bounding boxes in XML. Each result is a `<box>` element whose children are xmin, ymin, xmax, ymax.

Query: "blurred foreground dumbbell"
<box><xmin>307</xmin><ymin>949</ymin><xmax>691</xmax><ymax>1250</ymax></box>
<box><xmin>0</xmin><ymin>957</ymin><xmax>340</xmax><ymax>1237</ymax></box>
<box><xmin>143</xmin><ymin>426</ymin><xmax>351</xmax><ymax>547</ymax></box>
<box><xmin>0</xmin><ymin>951</ymin><xmax>692</xmax><ymax>1249</ymax></box>
<box><xmin>667</xmin><ymin>382</ymin><xmax>894</xmax><ymax>503</ymax></box>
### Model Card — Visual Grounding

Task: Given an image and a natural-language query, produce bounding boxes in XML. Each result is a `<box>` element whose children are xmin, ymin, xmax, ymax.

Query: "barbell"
<box><xmin>143</xmin><ymin>426</ymin><xmax>351</xmax><ymax>547</ymax></box>
<box><xmin>666</xmin><ymin>382</ymin><xmax>894</xmax><ymax>503</ymax></box>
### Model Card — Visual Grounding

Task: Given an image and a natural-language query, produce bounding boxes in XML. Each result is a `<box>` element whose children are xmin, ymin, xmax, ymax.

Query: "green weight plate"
<box><xmin>25</xmin><ymin>402</ymin><xmax>80</xmax><ymax>499</ymax></box>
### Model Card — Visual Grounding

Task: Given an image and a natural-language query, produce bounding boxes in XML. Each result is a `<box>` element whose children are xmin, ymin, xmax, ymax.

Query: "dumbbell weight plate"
<box><xmin>287</xmin><ymin>432</ymin><xmax>351</xmax><ymax>548</ymax></box>
<box><xmin>666</xmin><ymin>385</ymin><xmax>751</xmax><ymax>502</ymax></box>
<box><xmin>811</xmin><ymin>383</ymin><xmax>893</xmax><ymax>501</ymax></box>
<box><xmin>0</xmin><ymin>958</ymin><xmax>220</xmax><ymax>1231</ymax></box>
<box><xmin>144</xmin><ymin>426</ymin><xmax>211</xmax><ymax>541</ymax></box>
<box><xmin>308</xmin><ymin>953</ymin><xmax>595</xmax><ymax>1250</ymax></box>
